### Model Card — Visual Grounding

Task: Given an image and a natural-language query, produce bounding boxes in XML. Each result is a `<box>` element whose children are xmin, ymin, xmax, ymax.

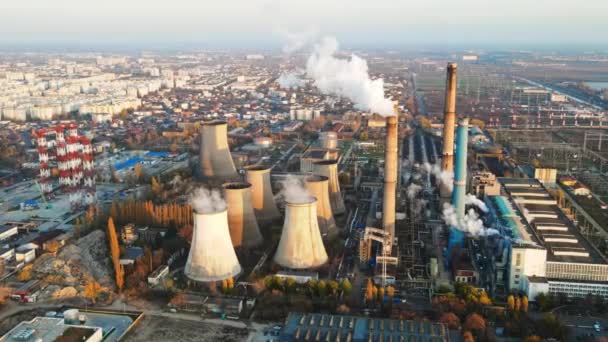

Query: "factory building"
<box><xmin>490</xmin><ymin>178</ymin><xmax>608</xmax><ymax>300</ymax></box>
<box><xmin>280</xmin><ymin>312</ymin><xmax>450</xmax><ymax>342</ymax></box>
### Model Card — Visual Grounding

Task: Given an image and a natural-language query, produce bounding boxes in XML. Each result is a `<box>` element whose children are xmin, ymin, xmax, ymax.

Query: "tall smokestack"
<box><xmin>383</xmin><ymin>111</ymin><xmax>398</xmax><ymax>240</ymax></box>
<box><xmin>448</xmin><ymin>118</ymin><xmax>469</xmax><ymax>251</ymax></box>
<box><xmin>199</xmin><ymin>121</ymin><xmax>238</xmax><ymax>180</ymax></box>
<box><xmin>305</xmin><ymin>175</ymin><xmax>337</xmax><ymax>239</ymax></box>
<box><xmin>273</xmin><ymin>197</ymin><xmax>328</xmax><ymax>269</ymax></box>
<box><xmin>223</xmin><ymin>182</ymin><xmax>263</xmax><ymax>248</ymax></box>
<box><xmin>185</xmin><ymin>209</ymin><xmax>241</xmax><ymax>282</ymax></box>
<box><xmin>312</xmin><ymin>160</ymin><xmax>345</xmax><ymax>215</ymax></box>
<box><xmin>441</xmin><ymin>63</ymin><xmax>457</xmax><ymax>175</ymax></box>
<box><xmin>244</xmin><ymin>165</ymin><xmax>281</xmax><ymax>223</ymax></box>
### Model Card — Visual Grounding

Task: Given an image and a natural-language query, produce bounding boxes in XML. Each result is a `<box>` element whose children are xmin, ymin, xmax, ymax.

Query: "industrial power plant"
<box><xmin>4</xmin><ymin>19</ymin><xmax>607</xmax><ymax>342</ymax></box>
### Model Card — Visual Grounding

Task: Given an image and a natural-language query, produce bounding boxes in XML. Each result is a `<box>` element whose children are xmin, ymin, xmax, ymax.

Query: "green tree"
<box><xmin>340</xmin><ymin>279</ymin><xmax>352</xmax><ymax>296</ymax></box>
<box><xmin>328</xmin><ymin>280</ymin><xmax>339</xmax><ymax>296</ymax></box>
<box><xmin>317</xmin><ymin>280</ymin><xmax>327</xmax><ymax>297</ymax></box>
<box><xmin>285</xmin><ymin>278</ymin><xmax>297</xmax><ymax>294</ymax></box>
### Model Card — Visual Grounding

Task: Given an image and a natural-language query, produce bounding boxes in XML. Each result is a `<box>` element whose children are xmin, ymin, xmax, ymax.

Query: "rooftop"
<box><xmin>281</xmin><ymin>312</ymin><xmax>449</xmax><ymax>342</ymax></box>
<box><xmin>498</xmin><ymin>178</ymin><xmax>607</xmax><ymax>265</ymax></box>
<box><xmin>0</xmin><ymin>317</ymin><xmax>101</xmax><ymax>342</ymax></box>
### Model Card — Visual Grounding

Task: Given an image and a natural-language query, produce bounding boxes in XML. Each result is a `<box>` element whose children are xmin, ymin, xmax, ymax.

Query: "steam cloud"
<box><xmin>442</xmin><ymin>203</ymin><xmax>498</xmax><ymax>237</ymax></box>
<box><xmin>277</xmin><ymin>72</ymin><xmax>305</xmax><ymax>89</ymax></box>
<box><xmin>422</xmin><ymin>162</ymin><xmax>453</xmax><ymax>192</ymax></box>
<box><xmin>190</xmin><ymin>187</ymin><xmax>226</xmax><ymax>214</ymax></box>
<box><xmin>465</xmin><ymin>194</ymin><xmax>488</xmax><ymax>213</ymax></box>
<box><xmin>406</xmin><ymin>183</ymin><xmax>422</xmax><ymax>200</ymax></box>
<box><xmin>279</xmin><ymin>174</ymin><xmax>313</xmax><ymax>204</ymax></box>
<box><xmin>305</xmin><ymin>37</ymin><xmax>394</xmax><ymax>116</ymax></box>
<box><xmin>279</xmin><ymin>28</ymin><xmax>318</xmax><ymax>54</ymax></box>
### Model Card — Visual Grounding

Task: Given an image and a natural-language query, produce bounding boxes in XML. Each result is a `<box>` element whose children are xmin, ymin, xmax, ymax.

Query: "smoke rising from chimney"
<box><xmin>305</xmin><ymin>36</ymin><xmax>394</xmax><ymax>116</ymax></box>
<box><xmin>422</xmin><ymin>162</ymin><xmax>454</xmax><ymax>192</ymax></box>
<box><xmin>279</xmin><ymin>174</ymin><xmax>313</xmax><ymax>204</ymax></box>
<box><xmin>442</xmin><ymin>203</ymin><xmax>498</xmax><ymax>237</ymax></box>
<box><xmin>465</xmin><ymin>194</ymin><xmax>488</xmax><ymax>213</ymax></box>
<box><xmin>190</xmin><ymin>187</ymin><xmax>226</xmax><ymax>214</ymax></box>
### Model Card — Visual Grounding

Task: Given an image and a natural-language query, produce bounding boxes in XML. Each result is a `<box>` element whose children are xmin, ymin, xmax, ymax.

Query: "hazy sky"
<box><xmin>1</xmin><ymin>0</ymin><xmax>607</xmax><ymax>50</ymax></box>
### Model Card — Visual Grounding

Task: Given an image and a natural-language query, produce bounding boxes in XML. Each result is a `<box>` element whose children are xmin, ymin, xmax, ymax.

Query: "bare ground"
<box><xmin>125</xmin><ymin>315</ymin><xmax>250</xmax><ymax>342</ymax></box>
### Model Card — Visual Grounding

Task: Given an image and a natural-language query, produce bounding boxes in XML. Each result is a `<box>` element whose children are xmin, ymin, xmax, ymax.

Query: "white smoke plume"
<box><xmin>465</xmin><ymin>194</ymin><xmax>488</xmax><ymax>213</ymax></box>
<box><xmin>277</xmin><ymin>72</ymin><xmax>305</xmax><ymax>89</ymax></box>
<box><xmin>305</xmin><ymin>36</ymin><xmax>394</xmax><ymax>116</ymax></box>
<box><xmin>422</xmin><ymin>162</ymin><xmax>454</xmax><ymax>192</ymax></box>
<box><xmin>279</xmin><ymin>174</ymin><xmax>313</xmax><ymax>204</ymax></box>
<box><xmin>278</xmin><ymin>27</ymin><xmax>318</xmax><ymax>54</ymax></box>
<box><xmin>442</xmin><ymin>203</ymin><xmax>498</xmax><ymax>237</ymax></box>
<box><xmin>407</xmin><ymin>183</ymin><xmax>423</xmax><ymax>200</ymax></box>
<box><xmin>190</xmin><ymin>187</ymin><xmax>226</xmax><ymax>214</ymax></box>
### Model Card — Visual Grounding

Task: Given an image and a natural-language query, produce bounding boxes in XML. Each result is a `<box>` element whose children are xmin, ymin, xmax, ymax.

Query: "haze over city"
<box><xmin>0</xmin><ymin>1</ymin><xmax>608</xmax><ymax>342</ymax></box>
<box><xmin>1</xmin><ymin>0</ymin><xmax>608</xmax><ymax>49</ymax></box>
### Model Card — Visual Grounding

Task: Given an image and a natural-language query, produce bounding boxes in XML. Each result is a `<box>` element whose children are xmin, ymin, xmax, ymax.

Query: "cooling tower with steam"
<box><xmin>383</xmin><ymin>112</ymin><xmax>399</xmax><ymax>240</ymax></box>
<box><xmin>441</xmin><ymin>63</ymin><xmax>457</xmax><ymax>197</ymax></box>
<box><xmin>244</xmin><ymin>165</ymin><xmax>281</xmax><ymax>222</ymax></box>
<box><xmin>305</xmin><ymin>175</ymin><xmax>337</xmax><ymax>239</ymax></box>
<box><xmin>447</xmin><ymin>118</ymin><xmax>469</xmax><ymax>252</ymax></box>
<box><xmin>185</xmin><ymin>209</ymin><xmax>242</xmax><ymax>282</ymax></box>
<box><xmin>274</xmin><ymin>197</ymin><xmax>328</xmax><ymax>269</ymax></box>
<box><xmin>199</xmin><ymin>121</ymin><xmax>238</xmax><ymax>180</ymax></box>
<box><xmin>312</xmin><ymin>160</ymin><xmax>345</xmax><ymax>215</ymax></box>
<box><xmin>223</xmin><ymin>182</ymin><xmax>263</xmax><ymax>248</ymax></box>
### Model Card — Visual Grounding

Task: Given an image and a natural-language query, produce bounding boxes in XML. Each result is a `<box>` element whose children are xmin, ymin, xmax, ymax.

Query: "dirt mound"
<box><xmin>34</xmin><ymin>230</ymin><xmax>114</xmax><ymax>293</ymax></box>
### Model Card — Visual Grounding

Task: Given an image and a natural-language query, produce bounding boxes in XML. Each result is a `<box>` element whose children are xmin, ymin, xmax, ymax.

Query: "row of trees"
<box><xmin>364</xmin><ymin>278</ymin><xmax>395</xmax><ymax>305</ymax></box>
<box><xmin>506</xmin><ymin>294</ymin><xmax>528</xmax><ymax>313</ymax></box>
<box><xmin>107</xmin><ymin>218</ymin><xmax>124</xmax><ymax>292</ymax></box>
<box><xmin>262</xmin><ymin>276</ymin><xmax>352</xmax><ymax>298</ymax></box>
<box><xmin>109</xmin><ymin>200</ymin><xmax>192</xmax><ymax>229</ymax></box>
<box><xmin>106</xmin><ymin>216</ymin><xmax>166</xmax><ymax>298</ymax></box>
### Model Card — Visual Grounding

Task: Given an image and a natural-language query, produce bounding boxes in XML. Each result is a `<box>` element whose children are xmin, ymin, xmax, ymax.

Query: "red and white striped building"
<box><xmin>36</xmin><ymin>123</ymin><xmax>96</xmax><ymax>209</ymax></box>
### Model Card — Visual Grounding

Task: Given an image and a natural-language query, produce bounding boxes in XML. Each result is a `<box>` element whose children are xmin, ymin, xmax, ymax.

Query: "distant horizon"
<box><xmin>2</xmin><ymin>0</ymin><xmax>607</xmax><ymax>54</ymax></box>
<box><xmin>0</xmin><ymin>41</ymin><xmax>607</xmax><ymax>55</ymax></box>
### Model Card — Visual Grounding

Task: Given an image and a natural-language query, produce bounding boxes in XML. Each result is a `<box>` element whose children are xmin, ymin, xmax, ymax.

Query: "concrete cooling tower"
<box><xmin>274</xmin><ymin>197</ymin><xmax>328</xmax><ymax>269</ymax></box>
<box><xmin>184</xmin><ymin>209</ymin><xmax>242</xmax><ymax>282</ymax></box>
<box><xmin>305</xmin><ymin>175</ymin><xmax>337</xmax><ymax>239</ymax></box>
<box><xmin>199</xmin><ymin>121</ymin><xmax>238</xmax><ymax>180</ymax></box>
<box><xmin>244</xmin><ymin>165</ymin><xmax>281</xmax><ymax>222</ymax></box>
<box><xmin>312</xmin><ymin>160</ymin><xmax>345</xmax><ymax>215</ymax></box>
<box><xmin>223</xmin><ymin>182</ymin><xmax>263</xmax><ymax>248</ymax></box>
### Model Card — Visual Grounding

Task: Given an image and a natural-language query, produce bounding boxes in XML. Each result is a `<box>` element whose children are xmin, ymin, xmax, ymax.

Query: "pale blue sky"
<box><xmin>1</xmin><ymin>0</ymin><xmax>607</xmax><ymax>49</ymax></box>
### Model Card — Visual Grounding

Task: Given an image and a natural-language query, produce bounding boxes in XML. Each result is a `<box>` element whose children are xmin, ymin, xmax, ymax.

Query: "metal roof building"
<box><xmin>280</xmin><ymin>313</ymin><xmax>450</xmax><ymax>342</ymax></box>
